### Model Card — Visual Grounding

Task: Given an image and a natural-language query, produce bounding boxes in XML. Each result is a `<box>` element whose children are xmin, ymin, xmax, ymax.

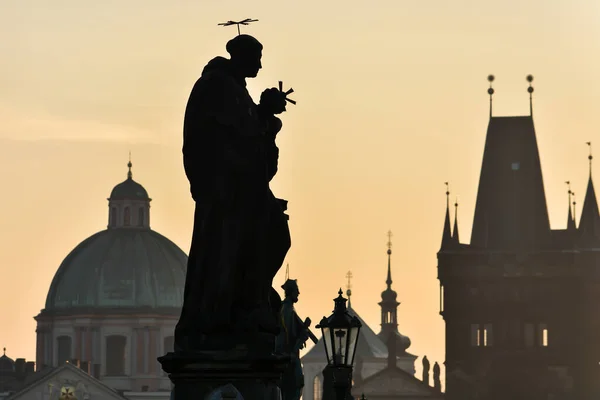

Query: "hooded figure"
<box><xmin>175</xmin><ymin>35</ymin><xmax>291</xmax><ymax>352</ymax></box>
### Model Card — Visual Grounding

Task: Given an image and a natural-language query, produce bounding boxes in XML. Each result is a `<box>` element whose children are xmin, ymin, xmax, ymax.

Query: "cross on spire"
<box><xmin>218</xmin><ymin>18</ymin><xmax>259</xmax><ymax>36</ymax></box>
<box><xmin>387</xmin><ymin>230</ymin><xmax>393</xmax><ymax>253</ymax></box>
<box><xmin>345</xmin><ymin>271</ymin><xmax>353</xmax><ymax>307</ymax></box>
<box><xmin>127</xmin><ymin>151</ymin><xmax>133</xmax><ymax>180</ymax></box>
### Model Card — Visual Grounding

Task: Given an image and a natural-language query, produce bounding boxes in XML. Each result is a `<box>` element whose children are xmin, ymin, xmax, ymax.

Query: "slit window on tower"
<box><xmin>124</xmin><ymin>207</ymin><xmax>130</xmax><ymax>226</ymax></box>
<box><xmin>539</xmin><ymin>324</ymin><xmax>549</xmax><ymax>347</ymax></box>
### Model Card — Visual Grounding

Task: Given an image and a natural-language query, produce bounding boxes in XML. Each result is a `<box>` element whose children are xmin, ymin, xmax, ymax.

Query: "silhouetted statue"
<box><xmin>422</xmin><ymin>356</ymin><xmax>430</xmax><ymax>386</ymax></box>
<box><xmin>433</xmin><ymin>362</ymin><xmax>441</xmax><ymax>392</ymax></box>
<box><xmin>276</xmin><ymin>279</ymin><xmax>313</xmax><ymax>400</ymax></box>
<box><xmin>174</xmin><ymin>34</ymin><xmax>291</xmax><ymax>352</ymax></box>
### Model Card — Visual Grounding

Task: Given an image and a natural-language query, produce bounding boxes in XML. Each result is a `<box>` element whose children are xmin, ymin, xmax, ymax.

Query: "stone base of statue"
<box><xmin>158</xmin><ymin>341</ymin><xmax>290</xmax><ymax>400</ymax></box>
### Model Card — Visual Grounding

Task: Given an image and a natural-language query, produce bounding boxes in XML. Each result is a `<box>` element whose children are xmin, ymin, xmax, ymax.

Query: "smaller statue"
<box><xmin>276</xmin><ymin>279</ymin><xmax>317</xmax><ymax>400</ymax></box>
<box><xmin>433</xmin><ymin>362</ymin><xmax>441</xmax><ymax>392</ymax></box>
<box><xmin>422</xmin><ymin>355</ymin><xmax>430</xmax><ymax>386</ymax></box>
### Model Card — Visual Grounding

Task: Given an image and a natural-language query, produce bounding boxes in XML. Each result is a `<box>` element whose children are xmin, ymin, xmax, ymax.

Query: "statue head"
<box><xmin>281</xmin><ymin>279</ymin><xmax>299</xmax><ymax>303</ymax></box>
<box><xmin>226</xmin><ymin>34</ymin><xmax>263</xmax><ymax>78</ymax></box>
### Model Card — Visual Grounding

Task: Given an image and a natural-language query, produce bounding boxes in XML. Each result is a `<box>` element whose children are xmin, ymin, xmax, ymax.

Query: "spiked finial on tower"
<box><xmin>386</xmin><ymin>230</ymin><xmax>393</xmax><ymax>288</ymax></box>
<box><xmin>487</xmin><ymin>75</ymin><xmax>495</xmax><ymax>118</ymax></box>
<box><xmin>566</xmin><ymin>181</ymin><xmax>576</xmax><ymax>231</ymax></box>
<box><xmin>441</xmin><ymin>182</ymin><xmax>452</xmax><ymax>249</ymax></box>
<box><xmin>587</xmin><ymin>142</ymin><xmax>593</xmax><ymax>176</ymax></box>
<box><xmin>127</xmin><ymin>151</ymin><xmax>133</xmax><ymax>180</ymax></box>
<box><xmin>453</xmin><ymin>198</ymin><xmax>460</xmax><ymax>244</ymax></box>
<box><xmin>527</xmin><ymin>75</ymin><xmax>534</xmax><ymax>116</ymax></box>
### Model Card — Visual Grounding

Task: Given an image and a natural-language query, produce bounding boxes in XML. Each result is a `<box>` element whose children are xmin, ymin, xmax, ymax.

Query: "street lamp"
<box><xmin>317</xmin><ymin>289</ymin><xmax>362</xmax><ymax>400</ymax></box>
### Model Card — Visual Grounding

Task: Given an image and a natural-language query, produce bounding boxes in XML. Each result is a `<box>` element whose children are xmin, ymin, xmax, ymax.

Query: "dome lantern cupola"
<box><xmin>107</xmin><ymin>157</ymin><xmax>152</xmax><ymax>229</ymax></box>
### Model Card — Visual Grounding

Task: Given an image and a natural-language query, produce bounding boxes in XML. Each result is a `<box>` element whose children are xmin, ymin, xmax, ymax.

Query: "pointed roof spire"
<box><xmin>566</xmin><ymin>181</ymin><xmax>576</xmax><ymax>231</ymax></box>
<box><xmin>127</xmin><ymin>151</ymin><xmax>133</xmax><ymax>180</ymax></box>
<box><xmin>527</xmin><ymin>75</ymin><xmax>534</xmax><ymax>116</ymax></box>
<box><xmin>487</xmin><ymin>75</ymin><xmax>495</xmax><ymax>118</ymax></box>
<box><xmin>579</xmin><ymin>142</ymin><xmax>600</xmax><ymax>240</ymax></box>
<box><xmin>441</xmin><ymin>182</ymin><xmax>452</xmax><ymax>249</ymax></box>
<box><xmin>453</xmin><ymin>198</ymin><xmax>460</xmax><ymax>244</ymax></box>
<box><xmin>386</xmin><ymin>230</ymin><xmax>393</xmax><ymax>288</ymax></box>
<box><xmin>573</xmin><ymin>191</ymin><xmax>577</xmax><ymax>227</ymax></box>
<box><xmin>346</xmin><ymin>271</ymin><xmax>353</xmax><ymax>308</ymax></box>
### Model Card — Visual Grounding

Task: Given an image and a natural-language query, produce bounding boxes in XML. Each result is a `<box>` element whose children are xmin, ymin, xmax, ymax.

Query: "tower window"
<box><xmin>105</xmin><ymin>335</ymin><xmax>127</xmax><ymax>376</ymax></box>
<box><xmin>124</xmin><ymin>207</ymin><xmax>131</xmax><ymax>226</ymax></box>
<box><xmin>110</xmin><ymin>207</ymin><xmax>117</xmax><ymax>226</ymax></box>
<box><xmin>57</xmin><ymin>336</ymin><xmax>72</xmax><ymax>365</ymax></box>
<box><xmin>471</xmin><ymin>323</ymin><xmax>492</xmax><ymax>347</ymax></box>
<box><xmin>539</xmin><ymin>324</ymin><xmax>549</xmax><ymax>347</ymax></box>
<box><xmin>138</xmin><ymin>208</ymin><xmax>144</xmax><ymax>226</ymax></box>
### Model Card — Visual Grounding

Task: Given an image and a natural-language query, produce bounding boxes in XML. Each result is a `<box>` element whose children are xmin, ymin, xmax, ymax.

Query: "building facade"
<box><xmin>438</xmin><ymin>79</ymin><xmax>598</xmax><ymax>400</ymax></box>
<box><xmin>30</xmin><ymin>161</ymin><xmax>187</xmax><ymax>397</ymax></box>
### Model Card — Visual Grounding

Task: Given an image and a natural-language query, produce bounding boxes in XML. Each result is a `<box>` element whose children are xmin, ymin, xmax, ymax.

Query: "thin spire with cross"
<box><xmin>218</xmin><ymin>18</ymin><xmax>259</xmax><ymax>36</ymax></box>
<box><xmin>587</xmin><ymin>141</ymin><xmax>593</xmax><ymax>176</ymax></box>
<box><xmin>386</xmin><ymin>230</ymin><xmax>393</xmax><ymax>288</ymax></box>
<box><xmin>346</xmin><ymin>271</ymin><xmax>353</xmax><ymax>307</ymax></box>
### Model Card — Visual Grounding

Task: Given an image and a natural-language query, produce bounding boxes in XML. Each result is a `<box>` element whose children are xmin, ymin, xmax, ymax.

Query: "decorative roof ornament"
<box><xmin>587</xmin><ymin>141</ymin><xmax>593</xmax><ymax>176</ymax></box>
<box><xmin>527</xmin><ymin>75</ymin><xmax>534</xmax><ymax>116</ymax></box>
<box><xmin>218</xmin><ymin>18</ymin><xmax>259</xmax><ymax>36</ymax></box>
<box><xmin>487</xmin><ymin>75</ymin><xmax>495</xmax><ymax>118</ymax></box>
<box><xmin>127</xmin><ymin>151</ymin><xmax>133</xmax><ymax>180</ymax></box>
<box><xmin>346</xmin><ymin>270</ymin><xmax>353</xmax><ymax>307</ymax></box>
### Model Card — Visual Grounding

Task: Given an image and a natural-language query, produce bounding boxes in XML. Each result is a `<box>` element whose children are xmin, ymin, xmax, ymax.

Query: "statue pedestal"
<box><xmin>159</xmin><ymin>349</ymin><xmax>290</xmax><ymax>400</ymax></box>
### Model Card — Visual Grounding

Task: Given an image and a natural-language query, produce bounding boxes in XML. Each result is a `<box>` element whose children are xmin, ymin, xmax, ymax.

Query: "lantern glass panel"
<box><xmin>333</xmin><ymin>328</ymin><xmax>349</xmax><ymax>365</ymax></box>
<box><xmin>347</xmin><ymin>326</ymin><xmax>360</xmax><ymax>366</ymax></box>
<box><xmin>323</xmin><ymin>327</ymin><xmax>333</xmax><ymax>364</ymax></box>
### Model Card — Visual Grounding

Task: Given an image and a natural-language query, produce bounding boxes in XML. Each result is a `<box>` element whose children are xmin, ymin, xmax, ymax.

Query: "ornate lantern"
<box><xmin>317</xmin><ymin>289</ymin><xmax>362</xmax><ymax>368</ymax></box>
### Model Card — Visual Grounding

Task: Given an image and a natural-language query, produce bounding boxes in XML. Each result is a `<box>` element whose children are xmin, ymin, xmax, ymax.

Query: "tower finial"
<box><xmin>487</xmin><ymin>75</ymin><xmax>495</xmax><ymax>118</ymax></box>
<box><xmin>2</xmin><ymin>347</ymin><xmax>5</xmax><ymax>356</ymax></box>
<box><xmin>527</xmin><ymin>75</ymin><xmax>534</xmax><ymax>116</ymax></box>
<box><xmin>127</xmin><ymin>151</ymin><xmax>133</xmax><ymax>180</ymax></box>
<box><xmin>346</xmin><ymin>271</ymin><xmax>353</xmax><ymax>308</ymax></box>
<box><xmin>573</xmin><ymin>191</ymin><xmax>577</xmax><ymax>225</ymax></box>
<box><xmin>587</xmin><ymin>142</ymin><xmax>593</xmax><ymax>176</ymax></box>
<box><xmin>386</xmin><ymin>230</ymin><xmax>393</xmax><ymax>288</ymax></box>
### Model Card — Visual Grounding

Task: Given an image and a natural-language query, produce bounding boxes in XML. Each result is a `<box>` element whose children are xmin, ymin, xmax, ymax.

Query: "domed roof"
<box><xmin>109</xmin><ymin>161</ymin><xmax>149</xmax><ymax>200</ymax></box>
<box><xmin>0</xmin><ymin>349</ymin><xmax>15</xmax><ymax>372</ymax></box>
<box><xmin>44</xmin><ymin>229</ymin><xmax>187</xmax><ymax>312</ymax></box>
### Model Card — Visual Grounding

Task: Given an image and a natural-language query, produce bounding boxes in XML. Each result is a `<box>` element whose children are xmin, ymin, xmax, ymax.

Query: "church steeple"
<box><xmin>452</xmin><ymin>198</ymin><xmax>460</xmax><ymax>244</ymax></box>
<box><xmin>378</xmin><ymin>231</ymin><xmax>411</xmax><ymax>353</ymax></box>
<box><xmin>578</xmin><ymin>142</ymin><xmax>600</xmax><ymax>242</ymax></box>
<box><xmin>441</xmin><ymin>182</ymin><xmax>452</xmax><ymax>249</ymax></box>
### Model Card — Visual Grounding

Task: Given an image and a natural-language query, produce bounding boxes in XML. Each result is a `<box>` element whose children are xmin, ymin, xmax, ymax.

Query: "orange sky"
<box><xmin>2</xmin><ymin>0</ymin><xmax>600</xmax><ymax>384</ymax></box>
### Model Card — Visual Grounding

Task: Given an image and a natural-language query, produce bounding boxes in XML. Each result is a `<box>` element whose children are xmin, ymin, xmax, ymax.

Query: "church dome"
<box><xmin>0</xmin><ymin>349</ymin><xmax>15</xmax><ymax>372</ymax></box>
<box><xmin>43</xmin><ymin>160</ymin><xmax>187</xmax><ymax>314</ymax></box>
<box><xmin>44</xmin><ymin>229</ymin><xmax>187</xmax><ymax>312</ymax></box>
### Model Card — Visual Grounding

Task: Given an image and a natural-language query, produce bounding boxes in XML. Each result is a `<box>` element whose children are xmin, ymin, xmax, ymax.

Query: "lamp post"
<box><xmin>317</xmin><ymin>289</ymin><xmax>362</xmax><ymax>400</ymax></box>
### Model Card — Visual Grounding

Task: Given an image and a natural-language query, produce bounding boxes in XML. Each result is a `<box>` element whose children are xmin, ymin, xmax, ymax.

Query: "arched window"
<box><xmin>124</xmin><ymin>207</ymin><xmax>131</xmax><ymax>226</ymax></box>
<box><xmin>138</xmin><ymin>208</ymin><xmax>144</xmax><ymax>227</ymax></box>
<box><xmin>105</xmin><ymin>335</ymin><xmax>126</xmax><ymax>376</ymax></box>
<box><xmin>110</xmin><ymin>207</ymin><xmax>117</xmax><ymax>227</ymax></box>
<box><xmin>57</xmin><ymin>336</ymin><xmax>72</xmax><ymax>365</ymax></box>
<box><xmin>313</xmin><ymin>375</ymin><xmax>323</xmax><ymax>400</ymax></box>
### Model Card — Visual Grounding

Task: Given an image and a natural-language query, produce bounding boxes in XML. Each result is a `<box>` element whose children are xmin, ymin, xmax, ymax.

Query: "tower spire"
<box><xmin>127</xmin><ymin>151</ymin><xmax>133</xmax><ymax>180</ymax></box>
<box><xmin>441</xmin><ymin>182</ymin><xmax>452</xmax><ymax>248</ymax></box>
<box><xmin>453</xmin><ymin>198</ymin><xmax>460</xmax><ymax>244</ymax></box>
<box><xmin>573</xmin><ymin>191</ymin><xmax>577</xmax><ymax>227</ymax></box>
<box><xmin>566</xmin><ymin>181</ymin><xmax>576</xmax><ymax>231</ymax></box>
<box><xmin>386</xmin><ymin>230</ymin><xmax>393</xmax><ymax>289</ymax></box>
<box><xmin>346</xmin><ymin>271</ymin><xmax>353</xmax><ymax>308</ymax></box>
<box><xmin>527</xmin><ymin>75</ymin><xmax>534</xmax><ymax>116</ymax></box>
<box><xmin>487</xmin><ymin>75</ymin><xmax>495</xmax><ymax>118</ymax></box>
